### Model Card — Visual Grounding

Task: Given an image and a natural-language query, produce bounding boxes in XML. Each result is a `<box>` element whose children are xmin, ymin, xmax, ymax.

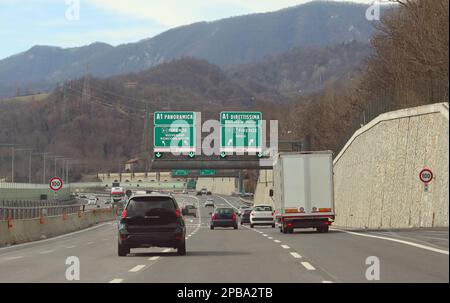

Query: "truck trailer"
<box><xmin>271</xmin><ymin>151</ymin><xmax>335</xmax><ymax>234</ymax></box>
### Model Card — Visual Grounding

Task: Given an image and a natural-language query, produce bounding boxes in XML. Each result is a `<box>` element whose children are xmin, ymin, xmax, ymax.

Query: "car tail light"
<box><xmin>121</xmin><ymin>209</ymin><xmax>127</xmax><ymax>218</ymax></box>
<box><xmin>272</xmin><ymin>211</ymin><xmax>275</xmax><ymax>216</ymax></box>
<box><xmin>175</xmin><ymin>209</ymin><xmax>181</xmax><ymax>217</ymax></box>
<box><xmin>232</xmin><ymin>213</ymin><xmax>237</xmax><ymax>221</ymax></box>
<box><xmin>287</xmin><ymin>222</ymin><xmax>293</xmax><ymax>227</ymax></box>
<box><xmin>120</xmin><ymin>234</ymin><xmax>127</xmax><ymax>240</ymax></box>
<box><xmin>211</xmin><ymin>213</ymin><xmax>216</xmax><ymax>220</ymax></box>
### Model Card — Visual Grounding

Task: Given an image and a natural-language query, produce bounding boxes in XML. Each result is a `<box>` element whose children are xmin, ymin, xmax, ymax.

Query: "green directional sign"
<box><xmin>154</xmin><ymin>111</ymin><xmax>195</xmax><ymax>126</ymax></box>
<box><xmin>172</xmin><ymin>169</ymin><xmax>190</xmax><ymax>176</ymax></box>
<box><xmin>200</xmin><ymin>169</ymin><xmax>216</xmax><ymax>176</ymax></box>
<box><xmin>220</xmin><ymin>111</ymin><xmax>262</xmax><ymax>153</ymax></box>
<box><xmin>153</xmin><ymin>111</ymin><xmax>197</xmax><ymax>153</ymax></box>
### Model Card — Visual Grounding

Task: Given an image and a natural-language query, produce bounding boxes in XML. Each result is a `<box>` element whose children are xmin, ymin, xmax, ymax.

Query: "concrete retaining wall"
<box><xmin>253</xmin><ymin>170</ymin><xmax>274</xmax><ymax>207</ymax></box>
<box><xmin>334</xmin><ymin>103</ymin><xmax>449</xmax><ymax>229</ymax></box>
<box><xmin>0</xmin><ymin>208</ymin><xmax>116</xmax><ymax>247</ymax></box>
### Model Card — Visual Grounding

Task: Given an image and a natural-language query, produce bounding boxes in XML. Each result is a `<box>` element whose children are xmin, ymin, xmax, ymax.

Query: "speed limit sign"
<box><xmin>49</xmin><ymin>177</ymin><xmax>63</xmax><ymax>191</ymax></box>
<box><xmin>419</xmin><ymin>168</ymin><xmax>433</xmax><ymax>184</ymax></box>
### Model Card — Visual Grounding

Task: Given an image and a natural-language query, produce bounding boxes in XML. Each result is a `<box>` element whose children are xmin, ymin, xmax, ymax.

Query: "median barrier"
<box><xmin>0</xmin><ymin>208</ymin><xmax>116</xmax><ymax>247</ymax></box>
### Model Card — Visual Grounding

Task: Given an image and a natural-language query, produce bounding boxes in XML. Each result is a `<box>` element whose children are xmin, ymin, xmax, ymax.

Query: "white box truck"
<box><xmin>271</xmin><ymin>151</ymin><xmax>335</xmax><ymax>233</ymax></box>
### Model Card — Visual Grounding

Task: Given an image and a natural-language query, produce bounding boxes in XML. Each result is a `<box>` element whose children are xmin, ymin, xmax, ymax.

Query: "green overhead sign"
<box><xmin>200</xmin><ymin>169</ymin><xmax>216</xmax><ymax>176</ymax></box>
<box><xmin>220</xmin><ymin>111</ymin><xmax>262</xmax><ymax>153</ymax></box>
<box><xmin>153</xmin><ymin>111</ymin><xmax>196</xmax><ymax>153</ymax></box>
<box><xmin>172</xmin><ymin>169</ymin><xmax>190</xmax><ymax>176</ymax></box>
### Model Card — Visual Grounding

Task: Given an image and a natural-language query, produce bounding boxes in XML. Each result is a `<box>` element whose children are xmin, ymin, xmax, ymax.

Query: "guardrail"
<box><xmin>0</xmin><ymin>199</ymin><xmax>80</xmax><ymax>220</ymax></box>
<box><xmin>0</xmin><ymin>204</ymin><xmax>81</xmax><ymax>220</ymax></box>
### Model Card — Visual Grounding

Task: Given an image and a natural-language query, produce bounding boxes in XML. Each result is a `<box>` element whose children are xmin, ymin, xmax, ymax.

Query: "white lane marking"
<box><xmin>301</xmin><ymin>262</ymin><xmax>316</xmax><ymax>270</ymax></box>
<box><xmin>129</xmin><ymin>265</ymin><xmax>146</xmax><ymax>272</ymax></box>
<box><xmin>0</xmin><ymin>222</ymin><xmax>111</xmax><ymax>252</ymax></box>
<box><xmin>334</xmin><ymin>229</ymin><xmax>449</xmax><ymax>255</ymax></box>
<box><xmin>39</xmin><ymin>250</ymin><xmax>54</xmax><ymax>254</ymax></box>
<box><xmin>268</xmin><ymin>237</ymin><xmax>273</xmax><ymax>239</ymax></box>
<box><xmin>102</xmin><ymin>238</ymin><xmax>109</xmax><ymax>241</ymax></box>
<box><xmin>281</xmin><ymin>245</ymin><xmax>290</xmax><ymax>249</ymax></box>
<box><xmin>109</xmin><ymin>279</ymin><xmax>123</xmax><ymax>283</ymax></box>
<box><xmin>274</xmin><ymin>240</ymin><xmax>281</xmax><ymax>243</ymax></box>
<box><xmin>290</xmin><ymin>252</ymin><xmax>302</xmax><ymax>259</ymax></box>
<box><xmin>65</xmin><ymin>245</ymin><xmax>76</xmax><ymax>249</ymax></box>
<box><xmin>3</xmin><ymin>256</ymin><xmax>24</xmax><ymax>261</ymax></box>
<box><xmin>322</xmin><ymin>281</ymin><xmax>334</xmax><ymax>283</ymax></box>
<box><xmin>87</xmin><ymin>241</ymin><xmax>95</xmax><ymax>245</ymax></box>
<box><xmin>148</xmin><ymin>256</ymin><xmax>159</xmax><ymax>261</ymax></box>
<box><xmin>162</xmin><ymin>248</ymin><xmax>171</xmax><ymax>253</ymax></box>
<box><xmin>262</xmin><ymin>234</ymin><xmax>268</xmax><ymax>237</ymax></box>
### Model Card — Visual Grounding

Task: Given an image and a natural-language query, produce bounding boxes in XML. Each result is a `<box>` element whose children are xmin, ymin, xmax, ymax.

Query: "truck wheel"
<box><xmin>323</xmin><ymin>226</ymin><xmax>329</xmax><ymax>233</ymax></box>
<box><xmin>272</xmin><ymin>224</ymin><xmax>276</xmax><ymax>228</ymax></box>
<box><xmin>288</xmin><ymin>228</ymin><xmax>294</xmax><ymax>234</ymax></box>
<box><xmin>250</xmin><ymin>224</ymin><xmax>254</xmax><ymax>228</ymax></box>
<box><xmin>210</xmin><ymin>225</ymin><xmax>214</xmax><ymax>230</ymax></box>
<box><xmin>281</xmin><ymin>226</ymin><xmax>287</xmax><ymax>234</ymax></box>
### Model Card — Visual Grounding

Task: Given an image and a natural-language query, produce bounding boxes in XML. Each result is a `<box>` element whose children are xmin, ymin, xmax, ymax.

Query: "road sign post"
<box><xmin>419</xmin><ymin>168</ymin><xmax>433</xmax><ymax>192</ymax></box>
<box><xmin>49</xmin><ymin>176</ymin><xmax>63</xmax><ymax>201</ymax></box>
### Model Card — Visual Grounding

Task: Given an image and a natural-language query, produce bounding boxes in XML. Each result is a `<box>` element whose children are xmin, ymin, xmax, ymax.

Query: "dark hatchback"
<box><xmin>240</xmin><ymin>209</ymin><xmax>252</xmax><ymax>225</ymax></box>
<box><xmin>210</xmin><ymin>207</ymin><xmax>238</xmax><ymax>230</ymax></box>
<box><xmin>118</xmin><ymin>194</ymin><xmax>186</xmax><ymax>256</ymax></box>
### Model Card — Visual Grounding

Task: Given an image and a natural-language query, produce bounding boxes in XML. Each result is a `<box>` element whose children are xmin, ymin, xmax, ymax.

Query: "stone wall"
<box><xmin>333</xmin><ymin>103</ymin><xmax>449</xmax><ymax>229</ymax></box>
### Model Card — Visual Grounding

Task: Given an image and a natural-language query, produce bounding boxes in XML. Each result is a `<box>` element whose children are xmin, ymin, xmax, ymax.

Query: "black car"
<box><xmin>210</xmin><ymin>207</ymin><xmax>238</xmax><ymax>230</ymax></box>
<box><xmin>240</xmin><ymin>209</ymin><xmax>252</xmax><ymax>225</ymax></box>
<box><xmin>118</xmin><ymin>194</ymin><xmax>186</xmax><ymax>256</ymax></box>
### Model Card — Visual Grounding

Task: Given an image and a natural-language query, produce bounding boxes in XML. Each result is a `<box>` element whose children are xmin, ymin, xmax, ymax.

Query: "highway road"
<box><xmin>0</xmin><ymin>194</ymin><xmax>448</xmax><ymax>283</ymax></box>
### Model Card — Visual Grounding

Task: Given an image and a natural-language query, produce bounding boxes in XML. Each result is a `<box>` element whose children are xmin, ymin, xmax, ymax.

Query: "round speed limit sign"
<box><xmin>419</xmin><ymin>169</ymin><xmax>433</xmax><ymax>184</ymax></box>
<box><xmin>49</xmin><ymin>177</ymin><xmax>63</xmax><ymax>191</ymax></box>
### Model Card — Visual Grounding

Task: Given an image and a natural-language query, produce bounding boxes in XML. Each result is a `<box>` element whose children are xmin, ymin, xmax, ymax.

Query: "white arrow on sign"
<box><xmin>249</xmin><ymin>139</ymin><xmax>254</xmax><ymax>146</ymax></box>
<box><xmin>227</xmin><ymin>139</ymin><xmax>233</xmax><ymax>146</ymax></box>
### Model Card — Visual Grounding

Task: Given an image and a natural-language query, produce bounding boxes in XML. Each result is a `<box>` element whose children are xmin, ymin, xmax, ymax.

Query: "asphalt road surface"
<box><xmin>0</xmin><ymin>195</ymin><xmax>448</xmax><ymax>283</ymax></box>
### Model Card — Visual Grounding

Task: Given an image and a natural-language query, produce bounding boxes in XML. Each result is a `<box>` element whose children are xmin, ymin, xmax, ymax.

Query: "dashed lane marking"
<box><xmin>301</xmin><ymin>262</ymin><xmax>316</xmax><ymax>270</ymax></box>
<box><xmin>148</xmin><ymin>256</ymin><xmax>159</xmax><ymax>261</ymax></box>
<box><xmin>281</xmin><ymin>245</ymin><xmax>290</xmax><ymax>249</ymax></box>
<box><xmin>129</xmin><ymin>265</ymin><xmax>146</xmax><ymax>272</ymax></box>
<box><xmin>109</xmin><ymin>279</ymin><xmax>123</xmax><ymax>283</ymax></box>
<box><xmin>290</xmin><ymin>252</ymin><xmax>302</xmax><ymax>259</ymax></box>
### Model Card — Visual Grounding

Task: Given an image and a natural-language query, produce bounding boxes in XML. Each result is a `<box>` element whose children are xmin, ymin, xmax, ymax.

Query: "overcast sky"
<box><xmin>0</xmin><ymin>0</ymin><xmax>376</xmax><ymax>59</ymax></box>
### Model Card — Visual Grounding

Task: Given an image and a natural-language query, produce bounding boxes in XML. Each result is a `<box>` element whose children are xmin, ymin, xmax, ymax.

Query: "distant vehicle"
<box><xmin>182</xmin><ymin>204</ymin><xmax>197</xmax><ymax>217</ymax></box>
<box><xmin>201</xmin><ymin>188</ymin><xmax>208</xmax><ymax>195</ymax></box>
<box><xmin>196</xmin><ymin>191</ymin><xmax>202</xmax><ymax>196</ymax></box>
<box><xmin>206</xmin><ymin>191</ymin><xmax>212</xmax><ymax>195</ymax></box>
<box><xmin>210</xmin><ymin>207</ymin><xmax>238</xmax><ymax>230</ymax></box>
<box><xmin>87</xmin><ymin>196</ymin><xmax>97</xmax><ymax>206</ymax></box>
<box><xmin>79</xmin><ymin>194</ymin><xmax>87</xmax><ymax>199</ymax></box>
<box><xmin>238</xmin><ymin>205</ymin><xmax>252</xmax><ymax>216</ymax></box>
<box><xmin>240</xmin><ymin>209</ymin><xmax>252</xmax><ymax>225</ymax></box>
<box><xmin>250</xmin><ymin>205</ymin><xmax>275</xmax><ymax>228</ymax></box>
<box><xmin>118</xmin><ymin>194</ymin><xmax>186</xmax><ymax>256</ymax></box>
<box><xmin>111</xmin><ymin>187</ymin><xmax>125</xmax><ymax>204</ymax></box>
<box><xmin>205</xmin><ymin>198</ymin><xmax>215</xmax><ymax>207</ymax></box>
<box><xmin>272</xmin><ymin>152</ymin><xmax>335</xmax><ymax>234</ymax></box>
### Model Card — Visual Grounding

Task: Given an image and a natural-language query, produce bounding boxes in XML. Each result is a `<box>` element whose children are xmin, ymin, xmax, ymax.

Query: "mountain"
<box><xmin>227</xmin><ymin>41</ymin><xmax>371</xmax><ymax>96</ymax></box>
<box><xmin>0</xmin><ymin>1</ymin><xmax>378</xmax><ymax>97</ymax></box>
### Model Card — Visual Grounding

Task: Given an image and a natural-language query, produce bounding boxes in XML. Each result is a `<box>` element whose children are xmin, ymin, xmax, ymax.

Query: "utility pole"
<box><xmin>81</xmin><ymin>64</ymin><xmax>91</xmax><ymax>116</ymax></box>
<box><xmin>11</xmin><ymin>146</ymin><xmax>14</xmax><ymax>183</ymax></box>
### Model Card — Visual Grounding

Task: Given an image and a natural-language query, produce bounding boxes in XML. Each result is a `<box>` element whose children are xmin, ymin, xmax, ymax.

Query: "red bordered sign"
<box><xmin>49</xmin><ymin>177</ymin><xmax>63</xmax><ymax>191</ymax></box>
<box><xmin>419</xmin><ymin>169</ymin><xmax>433</xmax><ymax>184</ymax></box>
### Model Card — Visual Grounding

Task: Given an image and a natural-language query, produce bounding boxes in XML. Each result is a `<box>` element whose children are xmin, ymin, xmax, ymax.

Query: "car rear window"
<box><xmin>126</xmin><ymin>197</ymin><xmax>176</xmax><ymax>217</ymax></box>
<box><xmin>254</xmin><ymin>206</ymin><xmax>272</xmax><ymax>211</ymax></box>
<box><xmin>215</xmin><ymin>208</ymin><xmax>234</xmax><ymax>215</ymax></box>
